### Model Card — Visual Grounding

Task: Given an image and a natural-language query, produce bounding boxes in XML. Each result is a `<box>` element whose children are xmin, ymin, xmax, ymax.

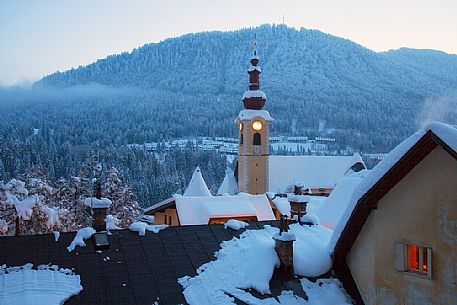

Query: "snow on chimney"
<box><xmin>273</xmin><ymin>215</ymin><xmax>295</xmax><ymax>280</ymax></box>
<box><xmin>83</xmin><ymin>182</ymin><xmax>112</xmax><ymax>251</ymax></box>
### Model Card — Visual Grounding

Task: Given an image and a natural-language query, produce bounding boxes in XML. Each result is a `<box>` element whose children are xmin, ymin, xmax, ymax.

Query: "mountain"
<box><xmin>34</xmin><ymin>25</ymin><xmax>457</xmax><ymax>152</ymax></box>
<box><xmin>2</xmin><ymin>24</ymin><xmax>457</xmax><ymax>205</ymax></box>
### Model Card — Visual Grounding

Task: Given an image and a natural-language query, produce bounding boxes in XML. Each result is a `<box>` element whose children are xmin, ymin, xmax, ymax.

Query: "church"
<box><xmin>147</xmin><ymin>42</ymin><xmax>365</xmax><ymax>226</ymax></box>
<box><xmin>228</xmin><ymin>40</ymin><xmax>364</xmax><ymax>196</ymax></box>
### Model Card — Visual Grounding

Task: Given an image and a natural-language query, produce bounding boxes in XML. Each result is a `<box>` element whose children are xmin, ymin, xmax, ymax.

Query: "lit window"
<box><xmin>395</xmin><ymin>242</ymin><xmax>432</xmax><ymax>278</ymax></box>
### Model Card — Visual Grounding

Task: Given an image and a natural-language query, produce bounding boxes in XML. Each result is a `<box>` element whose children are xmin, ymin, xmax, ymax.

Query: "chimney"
<box><xmin>92</xmin><ymin>182</ymin><xmax>108</xmax><ymax>232</ymax></box>
<box><xmin>288</xmin><ymin>181</ymin><xmax>310</xmax><ymax>224</ymax></box>
<box><xmin>273</xmin><ymin>215</ymin><xmax>295</xmax><ymax>280</ymax></box>
<box><xmin>91</xmin><ymin>181</ymin><xmax>111</xmax><ymax>251</ymax></box>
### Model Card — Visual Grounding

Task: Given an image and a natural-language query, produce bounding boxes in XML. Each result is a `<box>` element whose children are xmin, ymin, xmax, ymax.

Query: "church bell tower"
<box><xmin>236</xmin><ymin>39</ymin><xmax>273</xmax><ymax>194</ymax></box>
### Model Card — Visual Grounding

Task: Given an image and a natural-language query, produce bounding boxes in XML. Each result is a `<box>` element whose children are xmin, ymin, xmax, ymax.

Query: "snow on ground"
<box><xmin>0</xmin><ymin>264</ymin><xmax>82</xmax><ymax>305</ymax></box>
<box><xmin>67</xmin><ymin>227</ymin><xmax>96</xmax><ymax>252</ymax></box>
<box><xmin>179</xmin><ymin>222</ymin><xmax>338</xmax><ymax>305</ymax></box>
<box><xmin>129</xmin><ymin>221</ymin><xmax>167</xmax><ymax>236</ymax></box>
<box><xmin>224</xmin><ymin>219</ymin><xmax>249</xmax><ymax>230</ymax></box>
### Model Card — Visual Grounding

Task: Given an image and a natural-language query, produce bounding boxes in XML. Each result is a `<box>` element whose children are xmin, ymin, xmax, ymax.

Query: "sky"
<box><xmin>1</xmin><ymin>0</ymin><xmax>456</xmax><ymax>86</ymax></box>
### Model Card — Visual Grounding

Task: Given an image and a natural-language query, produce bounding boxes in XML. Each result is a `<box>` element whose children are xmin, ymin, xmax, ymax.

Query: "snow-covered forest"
<box><xmin>0</xmin><ymin>167</ymin><xmax>142</xmax><ymax>236</ymax></box>
<box><xmin>1</xmin><ymin>24</ymin><xmax>457</xmax><ymax>209</ymax></box>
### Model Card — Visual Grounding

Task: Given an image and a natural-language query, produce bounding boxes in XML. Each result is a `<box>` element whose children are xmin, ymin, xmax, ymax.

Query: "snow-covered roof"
<box><xmin>217</xmin><ymin>169</ymin><xmax>239</xmax><ymax>195</ymax></box>
<box><xmin>0</xmin><ymin>264</ymin><xmax>82</xmax><ymax>305</ymax></box>
<box><xmin>175</xmin><ymin>194</ymin><xmax>275</xmax><ymax>225</ymax></box>
<box><xmin>242</xmin><ymin>90</ymin><xmax>266</xmax><ymax>100</ymax></box>
<box><xmin>268</xmin><ymin>154</ymin><xmax>359</xmax><ymax>192</ymax></box>
<box><xmin>310</xmin><ymin>171</ymin><xmax>367</xmax><ymax>230</ymax></box>
<box><xmin>248</xmin><ymin>65</ymin><xmax>261</xmax><ymax>72</ymax></box>
<box><xmin>330</xmin><ymin>122</ymin><xmax>457</xmax><ymax>252</ymax></box>
<box><xmin>183</xmin><ymin>167</ymin><xmax>212</xmax><ymax>197</ymax></box>
<box><xmin>144</xmin><ymin>197</ymin><xmax>175</xmax><ymax>214</ymax></box>
<box><xmin>179</xmin><ymin>222</ymin><xmax>350</xmax><ymax>304</ymax></box>
<box><xmin>236</xmin><ymin>109</ymin><xmax>273</xmax><ymax>122</ymax></box>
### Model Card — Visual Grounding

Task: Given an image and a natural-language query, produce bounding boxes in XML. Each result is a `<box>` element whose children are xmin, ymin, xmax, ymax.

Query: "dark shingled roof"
<box><xmin>0</xmin><ymin>220</ymin><xmax>307</xmax><ymax>305</ymax></box>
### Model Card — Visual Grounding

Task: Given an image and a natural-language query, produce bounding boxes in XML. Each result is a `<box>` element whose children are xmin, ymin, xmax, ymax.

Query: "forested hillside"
<box><xmin>1</xmin><ymin>24</ymin><xmax>457</xmax><ymax>206</ymax></box>
<box><xmin>37</xmin><ymin>24</ymin><xmax>457</xmax><ymax>150</ymax></box>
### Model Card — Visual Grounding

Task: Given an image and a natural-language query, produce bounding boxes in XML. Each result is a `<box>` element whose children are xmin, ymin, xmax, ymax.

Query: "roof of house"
<box><xmin>0</xmin><ymin>220</ymin><xmax>310</xmax><ymax>305</ymax></box>
<box><xmin>175</xmin><ymin>194</ymin><xmax>276</xmax><ymax>225</ymax></box>
<box><xmin>268</xmin><ymin>154</ymin><xmax>363</xmax><ymax>193</ymax></box>
<box><xmin>183</xmin><ymin>167</ymin><xmax>212</xmax><ymax>197</ymax></box>
<box><xmin>144</xmin><ymin>197</ymin><xmax>175</xmax><ymax>214</ymax></box>
<box><xmin>331</xmin><ymin>122</ymin><xmax>457</xmax><ymax>304</ymax></box>
<box><xmin>310</xmin><ymin>170</ymin><xmax>368</xmax><ymax>230</ymax></box>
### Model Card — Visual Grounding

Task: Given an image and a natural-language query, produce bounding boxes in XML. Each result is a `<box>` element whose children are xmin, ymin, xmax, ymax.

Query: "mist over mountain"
<box><xmin>35</xmin><ymin>24</ymin><xmax>457</xmax><ymax>151</ymax></box>
<box><xmin>2</xmin><ymin>24</ymin><xmax>457</xmax><ymax>205</ymax></box>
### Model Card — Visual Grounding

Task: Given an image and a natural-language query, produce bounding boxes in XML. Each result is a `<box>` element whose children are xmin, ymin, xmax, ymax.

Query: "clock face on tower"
<box><xmin>252</xmin><ymin>146</ymin><xmax>261</xmax><ymax>155</ymax></box>
<box><xmin>252</xmin><ymin>120</ymin><xmax>263</xmax><ymax>131</ymax></box>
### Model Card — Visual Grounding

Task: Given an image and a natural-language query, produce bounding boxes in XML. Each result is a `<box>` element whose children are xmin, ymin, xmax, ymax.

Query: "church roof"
<box><xmin>268</xmin><ymin>154</ymin><xmax>361</xmax><ymax>193</ymax></box>
<box><xmin>175</xmin><ymin>194</ymin><xmax>276</xmax><ymax>225</ymax></box>
<box><xmin>236</xmin><ymin>109</ymin><xmax>273</xmax><ymax>122</ymax></box>
<box><xmin>183</xmin><ymin>167</ymin><xmax>212</xmax><ymax>197</ymax></box>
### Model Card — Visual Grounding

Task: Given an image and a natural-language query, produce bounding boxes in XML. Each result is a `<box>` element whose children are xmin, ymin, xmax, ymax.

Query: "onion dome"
<box><xmin>242</xmin><ymin>39</ymin><xmax>266</xmax><ymax>110</ymax></box>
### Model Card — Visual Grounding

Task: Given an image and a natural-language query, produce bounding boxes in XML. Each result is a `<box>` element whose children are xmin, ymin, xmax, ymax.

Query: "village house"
<box><xmin>332</xmin><ymin>122</ymin><xmax>457</xmax><ymax>305</ymax></box>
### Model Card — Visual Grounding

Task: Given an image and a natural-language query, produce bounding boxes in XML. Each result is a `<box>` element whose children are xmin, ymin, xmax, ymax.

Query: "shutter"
<box><xmin>427</xmin><ymin>247</ymin><xmax>432</xmax><ymax>278</ymax></box>
<box><xmin>394</xmin><ymin>242</ymin><xmax>406</xmax><ymax>271</ymax></box>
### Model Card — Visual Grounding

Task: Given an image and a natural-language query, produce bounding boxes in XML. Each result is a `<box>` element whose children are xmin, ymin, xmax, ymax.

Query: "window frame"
<box><xmin>395</xmin><ymin>242</ymin><xmax>432</xmax><ymax>279</ymax></box>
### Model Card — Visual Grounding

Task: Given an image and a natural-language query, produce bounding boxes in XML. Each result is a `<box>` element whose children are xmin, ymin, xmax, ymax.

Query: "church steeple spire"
<box><xmin>242</xmin><ymin>38</ymin><xmax>266</xmax><ymax>110</ymax></box>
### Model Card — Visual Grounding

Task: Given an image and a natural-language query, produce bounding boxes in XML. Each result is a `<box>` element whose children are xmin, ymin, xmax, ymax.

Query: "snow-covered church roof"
<box><xmin>268</xmin><ymin>154</ymin><xmax>363</xmax><ymax>193</ymax></box>
<box><xmin>175</xmin><ymin>194</ymin><xmax>275</xmax><ymax>225</ymax></box>
<box><xmin>183</xmin><ymin>167</ymin><xmax>212</xmax><ymax>197</ymax></box>
<box><xmin>236</xmin><ymin>109</ymin><xmax>273</xmax><ymax>122</ymax></box>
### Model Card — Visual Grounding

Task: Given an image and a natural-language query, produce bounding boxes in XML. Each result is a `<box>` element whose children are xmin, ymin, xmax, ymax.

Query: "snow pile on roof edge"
<box><xmin>0</xmin><ymin>264</ymin><xmax>82</xmax><ymax>305</ymax></box>
<box><xmin>67</xmin><ymin>227</ymin><xmax>96</xmax><ymax>252</ymax></box>
<box><xmin>129</xmin><ymin>221</ymin><xmax>168</xmax><ymax>236</ymax></box>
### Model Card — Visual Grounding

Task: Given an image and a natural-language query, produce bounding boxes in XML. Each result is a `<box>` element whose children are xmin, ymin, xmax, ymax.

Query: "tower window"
<box><xmin>240</xmin><ymin>134</ymin><xmax>243</xmax><ymax>145</ymax></box>
<box><xmin>253</xmin><ymin>133</ymin><xmax>261</xmax><ymax>145</ymax></box>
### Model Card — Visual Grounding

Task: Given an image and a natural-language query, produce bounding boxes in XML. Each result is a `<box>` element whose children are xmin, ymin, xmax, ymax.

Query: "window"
<box><xmin>240</xmin><ymin>133</ymin><xmax>243</xmax><ymax>145</ymax></box>
<box><xmin>395</xmin><ymin>242</ymin><xmax>432</xmax><ymax>278</ymax></box>
<box><xmin>253</xmin><ymin>133</ymin><xmax>261</xmax><ymax>145</ymax></box>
